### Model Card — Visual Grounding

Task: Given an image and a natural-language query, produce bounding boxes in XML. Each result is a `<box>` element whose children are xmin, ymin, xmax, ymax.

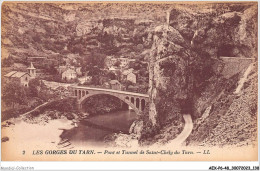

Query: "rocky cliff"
<box><xmin>1</xmin><ymin>3</ymin><xmax>169</xmax><ymax>62</ymax></box>
<box><xmin>140</xmin><ymin>2</ymin><xmax>257</xmax><ymax>147</ymax></box>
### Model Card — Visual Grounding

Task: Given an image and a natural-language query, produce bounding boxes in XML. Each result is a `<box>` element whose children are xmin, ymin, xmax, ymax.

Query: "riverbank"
<box><xmin>1</xmin><ymin>107</ymin><xmax>138</xmax><ymax>151</ymax></box>
<box><xmin>1</xmin><ymin>116</ymin><xmax>75</xmax><ymax>155</ymax></box>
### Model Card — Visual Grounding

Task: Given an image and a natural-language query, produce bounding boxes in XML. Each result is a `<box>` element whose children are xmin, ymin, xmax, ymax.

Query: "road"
<box><xmin>152</xmin><ymin>114</ymin><xmax>193</xmax><ymax>147</ymax></box>
<box><xmin>71</xmin><ymin>85</ymin><xmax>149</xmax><ymax>98</ymax></box>
<box><xmin>20</xmin><ymin>101</ymin><xmax>49</xmax><ymax>117</ymax></box>
<box><xmin>167</xmin><ymin>114</ymin><xmax>193</xmax><ymax>146</ymax></box>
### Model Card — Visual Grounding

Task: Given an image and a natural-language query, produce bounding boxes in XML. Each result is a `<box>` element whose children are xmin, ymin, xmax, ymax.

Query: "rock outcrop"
<box><xmin>140</xmin><ymin>2</ymin><xmax>257</xmax><ymax>146</ymax></box>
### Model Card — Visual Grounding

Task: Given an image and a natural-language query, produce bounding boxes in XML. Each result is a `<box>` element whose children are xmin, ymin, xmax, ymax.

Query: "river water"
<box><xmin>1</xmin><ymin>110</ymin><xmax>137</xmax><ymax>150</ymax></box>
<box><xmin>60</xmin><ymin>110</ymin><xmax>137</xmax><ymax>148</ymax></box>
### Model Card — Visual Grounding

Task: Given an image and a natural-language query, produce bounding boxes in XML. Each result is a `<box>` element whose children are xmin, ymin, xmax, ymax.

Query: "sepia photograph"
<box><xmin>1</xmin><ymin>1</ymin><xmax>258</xmax><ymax>163</ymax></box>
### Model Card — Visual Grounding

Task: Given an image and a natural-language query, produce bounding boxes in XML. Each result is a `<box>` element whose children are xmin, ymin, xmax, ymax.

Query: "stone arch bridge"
<box><xmin>70</xmin><ymin>86</ymin><xmax>149</xmax><ymax>114</ymax></box>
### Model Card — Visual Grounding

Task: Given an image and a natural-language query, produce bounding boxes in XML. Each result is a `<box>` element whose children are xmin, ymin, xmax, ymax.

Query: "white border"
<box><xmin>0</xmin><ymin>0</ymin><xmax>259</xmax><ymax>170</ymax></box>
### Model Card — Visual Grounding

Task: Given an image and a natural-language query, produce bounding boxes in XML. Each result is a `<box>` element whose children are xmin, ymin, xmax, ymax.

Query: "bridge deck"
<box><xmin>70</xmin><ymin>86</ymin><xmax>149</xmax><ymax>98</ymax></box>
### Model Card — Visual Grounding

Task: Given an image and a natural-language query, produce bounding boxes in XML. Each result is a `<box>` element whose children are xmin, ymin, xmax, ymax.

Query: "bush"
<box><xmin>38</xmin><ymin>97</ymin><xmax>78</xmax><ymax>113</ymax></box>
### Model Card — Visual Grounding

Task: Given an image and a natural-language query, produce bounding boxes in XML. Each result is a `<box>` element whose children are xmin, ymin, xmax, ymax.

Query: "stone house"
<box><xmin>78</xmin><ymin>75</ymin><xmax>92</xmax><ymax>84</ymax></box>
<box><xmin>62</xmin><ymin>68</ymin><xmax>77</xmax><ymax>80</ymax></box>
<box><xmin>75</xmin><ymin>67</ymin><xmax>82</xmax><ymax>76</ymax></box>
<box><xmin>57</xmin><ymin>66</ymin><xmax>67</xmax><ymax>74</ymax></box>
<box><xmin>105</xmin><ymin>56</ymin><xmax>136</xmax><ymax>69</ymax></box>
<box><xmin>119</xmin><ymin>58</ymin><xmax>135</xmax><ymax>68</ymax></box>
<box><xmin>105</xmin><ymin>56</ymin><xmax>118</xmax><ymax>68</ymax></box>
<box><xmin>122</xmin><ymin>68</ymin><xmax>136</xmax><ymax>83</ymax></box>
<box><xmin>4</xmin><ymin>71</ymin><xmax>31</xmax><ymax>87</ymax></box>
<box><xmin>109</xmin><ymin>80</ymin><xmax>122</xmax><ymax>90</ymax></box>
<box><xmin>126</xmin><ymin>73</ymin><xmax>137</xmax><ymax>84</ymax></box>
<box><xmin>4</xmin><ymin>62</ymin><xmax>37</xmax><ymax>87</ymax></box>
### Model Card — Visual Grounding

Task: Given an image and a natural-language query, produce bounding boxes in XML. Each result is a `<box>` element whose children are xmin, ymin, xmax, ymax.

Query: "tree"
<box><xmin>124</xmin><ymin>80</ymin><xmax>134</xmax><ymax>90</ymax></box>
<box><xmin>81</xmin><ymin>50</ymin><xmax>106</xmax><ymax>85</ymax></box>
<box><xmin>129</xmin><ymin>59</ymin><xmax>142</xmax><ymax>70</ymax></box>
<box><xmin>2</xmin><ymin>81</ymin><xmax>28</xmax><ymax>108</ymax></box>
<box><xmin>2</xmin><ymin>55</ymin><xmax>14</xmax><ymax>67</ymax></box>
<box><xmin>107</xmin><ymin>71</ymin><xmax>116</xmax><ymax>80</ymax></box>
<box><xmin>28</xmin><ymin>78</ymin><xmax>41</xmax><ymax>97</ymax></box>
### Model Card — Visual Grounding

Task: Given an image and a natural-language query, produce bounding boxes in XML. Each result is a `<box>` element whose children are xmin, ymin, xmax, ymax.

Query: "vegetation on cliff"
<box><xmin>140</xmin><ymin>2</ymin><xmax>257</xmax><ymax>147</ymax></box>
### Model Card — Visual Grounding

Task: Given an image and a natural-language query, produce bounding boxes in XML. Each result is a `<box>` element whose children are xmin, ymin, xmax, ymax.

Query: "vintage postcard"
<box><xmin>1</xmin><ymin>1</ymin><xmax>258</xmax><ymax>162</ymax></box>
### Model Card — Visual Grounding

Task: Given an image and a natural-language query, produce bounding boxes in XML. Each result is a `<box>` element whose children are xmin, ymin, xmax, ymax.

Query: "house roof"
<box><xmin>4</xmin><ymin>71</ymin><xmax>29</xmax><ymax>78</ymax></box>
<box><xmin>11</xmin><ymin>72</ymin><xmax>29</xmax><ymax>78</ymax></box>
<box><xmin>127</xmin><ymin>72</ymin><xmax>136</xmax><ymax>77</ymax></box>
<box><xmin>4</xmin><ymin>71</ymin><xmax>18</xmax><ymax>77</ymax></box>
<box><xmin>62</xmin><ymin>68</ymin><xmax>77</xmax><ymax>74</ymax></box>
<box><xmin>78</xmin><ymin>76</ymin><xmax>91</xmax><ymax>81</ymax></box>
<box><xmin>122</xmin><ymin>68</ymin><xmax>134</xmax><ymax>75</ymax></box>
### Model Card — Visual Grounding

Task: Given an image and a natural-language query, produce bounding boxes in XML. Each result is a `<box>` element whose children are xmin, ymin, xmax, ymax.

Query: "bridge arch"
<box><xmin>78</xmin><ymin>92</ymin><xmax>141</xmax><ymax>114</ymax></box>
<box><xmin>136</xmin><ymin>98</ymin><xmax>140</xmax><ymax>109</ymax></box>
<box><xmin>141</xmin><ymin>99</ymin><xmax>145</xmax><ymax>111</ymax></box>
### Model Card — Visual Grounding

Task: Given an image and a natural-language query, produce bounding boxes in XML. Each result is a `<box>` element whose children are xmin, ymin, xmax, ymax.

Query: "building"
<box><xmin>4</xmin><ymin>71</ymin><xmax>31</xmax><ymax>87</ymax></box>
<box><xmin>108</xmin><ymin>66</ymin><xmax>118</xmax><ymax>72</ymax></box>
<box><xmin>105</xmin><ymin>56</ymin><xmax>118</xmax><ymax>68</ymax></box>
<box><xmin>126</xmin><ymin>73</ymin><xmax>137</xmax><ymax>84</ymax></box>
<box><xmin>4</xmin><ymin>62</ymin><xmax>36</xmax><ymax>87</ymax></box>
<box><xmin>105</xmin><ymin>56</ymin><xmax>136</xmax><ymax>68</ymax></box>
<box><xmin>103</xmin><ymin>82</ymin><xmax>110</xmax><ymax>88</ymax></box>
<box><xmin>109</xmin><ymin>80</ymin><xmax>122</xmax><ymax>90</ymax></box>
<box><xmin>122</xmin><ymin>68</ymin><xmax>136</xmax><ymax>83</ymax></box>
<box><xmin>57</xmin><ymin>66</ymin><xmax>68</xmax><ymax>74</ymax></box>
<box><xmin>119</xmin><ymin>58</ymin><xmax>135</xmax><ymax>68</ymax></box>
<box><xmin>75</xmin><ymin>67</ymin><xmax>82</xmax><ymax>76</ymax></box>
<box><xmin>78</xmin><ymin>75</ymin><xmax>92</xmax><ymax>84</ymax></box>
<box><xmin>27</xmin><ymin>62</ymin><xmax>36</xmax><ymax>78</ymax></box>
<box><xmin>62</xmin><ymin>68</ymin><xmax>77</xmax><ymax>80</ymax></box>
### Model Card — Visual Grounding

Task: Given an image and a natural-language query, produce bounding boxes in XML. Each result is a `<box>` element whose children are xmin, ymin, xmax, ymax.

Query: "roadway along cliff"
<box><xmin>152</xmin><ymin>114</ymin><xmax>193</xmax><ymax>147</ymax></box>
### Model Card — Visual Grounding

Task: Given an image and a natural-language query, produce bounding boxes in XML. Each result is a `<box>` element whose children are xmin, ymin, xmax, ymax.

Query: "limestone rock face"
<box><xmin>129</xmin><ymin>120</ymin><xmax>143</xmax><ymax>139</ymax></box>
<box><xmin>169</xmin><ymin>3</ymin><xmax>258</xmax><ymax>59</ymax></box>
<box><xmin>141</xmin><ymin>3</ymin><xmax>257</xmax><ymax>142</ymax></box>
<box><xmin>148</xmin><ymin>25</ymin><xmax>192</xmax><ymax>125</ymax></box>
<box><xmin>141</xmin><ymin>24</ymin><xmax>198</xmax><ymax>141</ymax></box>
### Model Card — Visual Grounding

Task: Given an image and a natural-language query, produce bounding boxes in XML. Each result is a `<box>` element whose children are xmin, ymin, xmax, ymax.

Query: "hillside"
<box><xmin>1</xmin><ymin>3</ymin><xmax>172</xmax><ymax>62</ymax></box>
<box><xmin>140</xmin><ymin>2</ymin><xmax>257</xmax><ymax>147</ymax></box>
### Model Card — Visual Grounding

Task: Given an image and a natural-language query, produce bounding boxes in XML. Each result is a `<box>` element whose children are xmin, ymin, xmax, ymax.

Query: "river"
<box><xmin>59</xmin><ymin>110</ymin><xmax>137</xmax><ymax>148</ymax></box>
<box><xmin>1</xmin><ymin>109</ymin><xmax>137</xmax><ymax>150</ymax></box>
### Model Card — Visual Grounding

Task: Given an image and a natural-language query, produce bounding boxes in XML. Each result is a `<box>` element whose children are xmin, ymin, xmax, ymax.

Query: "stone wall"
<box><xmin>219</xmin><ymin>57</ymin><xmax>255</xmax><ymax>79</ymax></box>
